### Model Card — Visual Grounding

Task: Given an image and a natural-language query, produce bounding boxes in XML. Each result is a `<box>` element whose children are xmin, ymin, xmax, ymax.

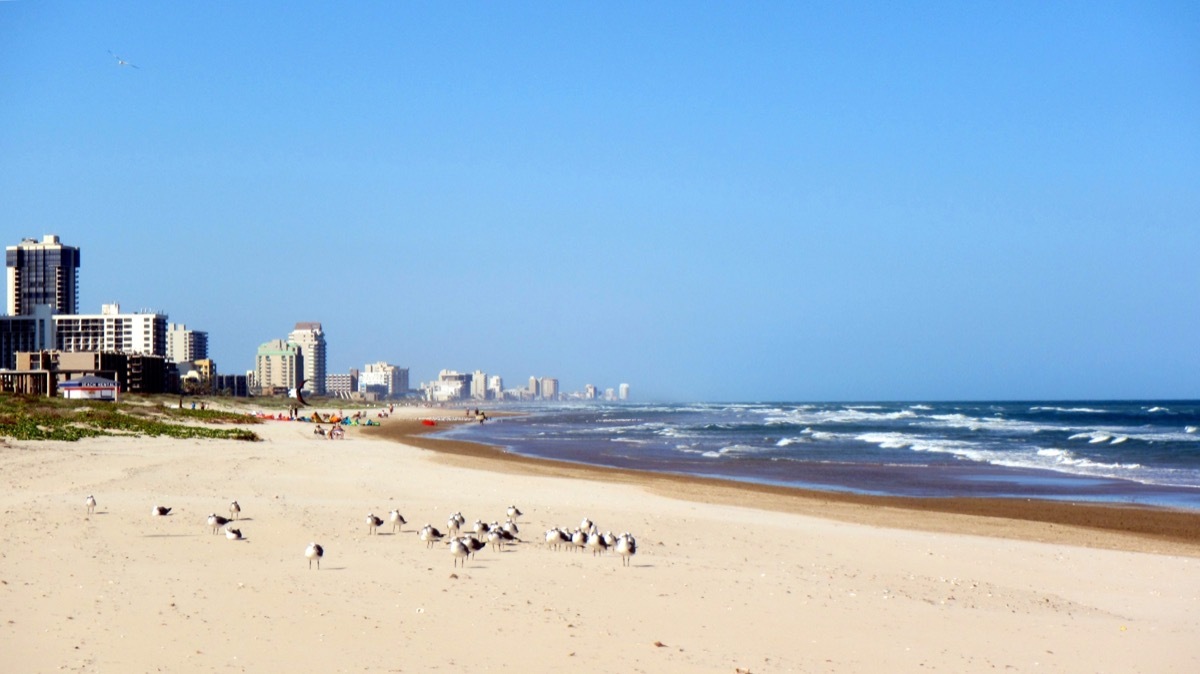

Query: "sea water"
<box><xmin>439</xmin><ymin>401</ymin><xmax>1200</xmax><ymax>509</ymax></box>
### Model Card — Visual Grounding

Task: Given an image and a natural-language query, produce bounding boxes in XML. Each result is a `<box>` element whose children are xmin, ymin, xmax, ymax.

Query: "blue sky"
<box><xmin>2</xmin><ymin>1</ymin><xmax>1197</xmax><ymax>401</ymax></box>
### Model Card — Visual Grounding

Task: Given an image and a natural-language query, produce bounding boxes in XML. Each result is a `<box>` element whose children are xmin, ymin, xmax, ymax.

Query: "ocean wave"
<box><xmin>1029</xmin><ymin>406</ymin><xmax>1109</xmax><ymax>414</ymax></box>
<box><xmin>776</xmin><ymin>437</ymin><xmax>809</xmax><ymax>447</ymax></box>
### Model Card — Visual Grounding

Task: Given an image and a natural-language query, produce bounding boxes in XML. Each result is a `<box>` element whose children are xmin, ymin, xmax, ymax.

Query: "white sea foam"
<box><xmin>1029</xmin><ymin>406</ymin><xmax>1108</xmax><ymax>414</ymax></box>
<box><xmin>776</xmin><ymin>437</ymin><xmax>808</xmax><ymax>447</ymax></box>
<box><xmin>1148</xmin><ymin>406</ymin><xmax>1170</xmax><ymax>413</ymax></box>
<box><xmin>1187</xmin><ymin>426</ymin><xmax>1198</xmax><ymax>434</ymax></box>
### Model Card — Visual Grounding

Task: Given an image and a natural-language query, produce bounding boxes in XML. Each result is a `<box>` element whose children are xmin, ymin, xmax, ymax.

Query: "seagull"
<box><xmin>502</xmin><ymin>519</ymin><xmax>519</xmax><ymax>536</ymax></box>
<box><xmin>366</xmin><ymin>513</ymin><xmax>384</xmax><ymax>535</ymax></box>
<box><xmin>208</xmin><ymin>513</ymin><xmax>230</xmax><ymax>534</ymax></box>
<box><xmin>616</xmin><ymin>533</ymin><xmax>637</xmax><ymax>567</ymax></box>
<box><xmin>108</xmin><ymin>50</ymin><xmax>139</xmax><ymax>69</ymax></box>
<box><xmin>389</xmin><ymin>510</ymin><xmax>407</xmax><ymax>533</ymax></box>
<box><xmin>450</xmin><ymin>537</ymin><xmax>470</xmax><ymax>567</ymax></box>
<box><xmin>152</xmin><ymin>506</ymin><xmax>172</xmax><ymax>517</ymax></box>
<box><xmin>587</xmin><ymin>531</ymin><xmax>609</xmax><ymax>556</ymax></box>
<box><xmin>229</xmin><ymin>501</ymin><xmax>241</xmax><ymax>520</ymax></box>
<box><xmin>545</xmin><ymin>527</ymin><xmax>568</xmax><ymax>551</ymax></box>
<box><xmin>306</xmin><ymin>542</ymin><xmax>324</xmax><ymax>569</ymax></box>
<box><xmin>225</xmin><ymin>527</ymin><xmax>243</xmax><ymax>541</ymax></box>
<box><xmin>85</xmin><ymin>495</ymin><xmax>97</xmax><ymax>515</ymax></box>
<box><xmin>464</xmin><ymin>535</ymin><xmax>486</xmax><ymax>559</ymax></box>
<box><xmin>506</xmin><ymin>505</ymin><xmax>523</xmax><ymax>520</ymax></box>
<box><xmin>419</xmin><ymin>525</ymin><xmax>445</xmax><ymax>548</ymax></box>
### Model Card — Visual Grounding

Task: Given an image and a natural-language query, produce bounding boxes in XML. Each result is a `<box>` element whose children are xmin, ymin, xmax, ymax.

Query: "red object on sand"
<box><xmin>421</xmin><ymin>419</ymin><xmax>437</xmax><ymax>426</ymax></box>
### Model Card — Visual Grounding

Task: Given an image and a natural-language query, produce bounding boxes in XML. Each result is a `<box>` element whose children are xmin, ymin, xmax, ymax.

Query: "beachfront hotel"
<box><xmin>5</xmin><ymin>234</ymin><xmax>80</xmax><ymax>316</ymax></box>
<box><xmin>53</xmin><ymin>304</ymin><xmax>168</xmax><ymax>357</ymax></box>
<box><xmin>254</xmin><ymin>339</ymin><xmax>303</xmax><ymax>394</ymax></box>
<box><xmin>288</xmin><ymin>322</ymin><xmax>326</xmax><ymax>395</ymax></box>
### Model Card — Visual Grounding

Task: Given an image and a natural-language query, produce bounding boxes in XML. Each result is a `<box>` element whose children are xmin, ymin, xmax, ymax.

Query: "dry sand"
<box><xmin>1</xmin><ymin>406</ymin><xmax>1198</xmax><ymax>673</ymax></box>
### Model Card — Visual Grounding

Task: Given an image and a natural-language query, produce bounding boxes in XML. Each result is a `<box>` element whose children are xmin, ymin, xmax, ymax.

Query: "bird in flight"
<box><xmin>108</xmin><ymin>50</ymin><xmax>139</xmax><ymax>69</ymax></box>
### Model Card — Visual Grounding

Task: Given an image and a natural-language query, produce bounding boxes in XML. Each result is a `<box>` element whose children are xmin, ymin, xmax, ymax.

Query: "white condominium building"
<box><xmin>54</xmin><ymin>303</ymin><xmax>168</xmax><ymax>356</ymax></box>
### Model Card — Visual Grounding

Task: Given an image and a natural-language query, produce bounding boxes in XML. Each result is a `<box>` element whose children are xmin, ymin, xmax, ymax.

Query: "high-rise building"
<box><xmin>471</xmin><ymin>370</ymin><xmax>489</xmax><ymax>400</ymax></box>
<box><xmin>6</xmin><ymin>234</ymin><xmax>80</xmax><ymax>316</ymax></box>
<box><xmin>540</xmin><ymin>377</ymin><xmax>559</xmax><ymax>400</ymax></box>
<box><xmin>619</xmin><ymin>383</ymin><xmax>630</xmax><ymax>400</ymax></box>
<box><xmin>54</xmin><ymin>304</ymin><xmax>168</xmax><ymax>356</ymax></box>
<box><xmin>488</xmin><ymin>375</ymin><xmax>503</xmax><ymax>399</ymax></box>
<box><xmin>584</xmin><ymin>384</ymin><xmax>597</xmax><ymax>400</ymax></box>
<box><xmin>360</xmin><ymin>362</ymin><xmax>408</xmax><ymax>398</ymax></box>
<box><xmin>254</xmin><ymin>339</ymin><xmax>303</xmax><ymax>394</ymax></box>
<box><xmin>528</xmin><ymin>376</ymin><xmax>540</xmax><ymax>398</ymax></box>
<box><xmin>288</xmin><ymin>322</ymin><xmax>326</xmax><ymax>395</ymax></box>
<box><xmin>166</xmin><ymin>323</ymin><xmax>208</xmax><ymax>363</ymax></box>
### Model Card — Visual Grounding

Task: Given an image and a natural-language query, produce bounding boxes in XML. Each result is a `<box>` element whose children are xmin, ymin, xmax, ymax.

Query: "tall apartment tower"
<box><xmin>254</xmin><ymin>339</ymin><xmax>303</xmax><ymax>393</ymax></box>
<box><xmin>619</xmin><ymin>383</ymin><xmax>630</xmax><ymax>400</ymax></box>
<box><xmin>288</xmin><ymin>322</ymin><xmax>326</xmax><ymax>395</ymax></box>
<box><xmin>528</xmin><ymin>376</ymin><xmax>540</xmax><ymax>398</ymax></box>
<box><xmin>166</xmin><ymin>323</ymin><xmax>208</xmax><ymax>362</ymax></box>
<box><xmin>6</xmin><ymin>234</ymin><xmax>81</xmax><ymax>316</ymax></box>
<box><xmin>54</xmin><ymin>303</ymin><xmax>168</xmax><ymax>356</ymax></box>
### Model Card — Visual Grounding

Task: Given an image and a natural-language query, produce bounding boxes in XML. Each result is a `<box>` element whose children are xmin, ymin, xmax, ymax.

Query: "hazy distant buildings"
<box><xmin>254</xmin><ymin>339</ymin><xmax>303</xmax><ymax>394</ymax></box>
<box><xmin>470</xmin><ymin>370</ymin><xmax>489</xmax><ymax>400</ymax></box>
<box><xmin>619</xmin><ymin>383</ymin><xmax>630</xmax><ymax>400</ymax></box>
<box><xmin>528</xmin><ymin>376</ymin><xmax>539</xmax><ymax>398</ymax></box>
<box><xmin>488</xmin><ymin>375</ymin><xmax>503</xmax><ymax>399</ymax></box>
<box><xmin>584</xmin><ymin>384</ymin><xmax>597</xmax><ymax>400</ymax></box>
<box><xmin>54</xmin><ymin>304</ymin><xmax>168</xmax><ymax>357</ymax></box>
<box><xmin>166</xmin><ymin>323</ymin><xmax>208</xmax><ymax>363</ymax></box>
<box><xmin>325</xmin><ymin>369</ymin><xmax>358</xmax><ymax>397</ymax></box>
<box><xmin>360</xmin><ymin>362</ymin><xmax>408</xmax><ymax>398</ymax></box>
<box><xmin>288</xmin><ymin>322</ymin><xmax>326</xmax><ymax>395</ymax></box>
<box><xmin>540</xmin><ymin>377</ymin><xmax>559</xmax><ymax>400</ymax></box>
<box><xmin>6</xmin><ymin>234</ymin><xmax>80</xmax><ymax>316</ymax></box>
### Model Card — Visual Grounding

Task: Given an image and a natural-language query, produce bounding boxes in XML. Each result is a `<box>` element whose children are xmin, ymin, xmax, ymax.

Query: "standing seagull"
<box><xmin>450</xmin><ymin>537</ymin><xmax>470</xmax><ymax>568</ymax></box>
<box><xmin>419</xmin><ymin>524</ymin><xmax>445</xmax><ymax>548</ymax></box>
<box><xmin>366</xmin><ymin>513</ymin><xmax>384</xmax><ymax>535</ymax></box>
<box><xmin>108</xmin><ymin>50</ymin><xmax>139</xmax><ymax>69</ymax></box>
<box><xmin>85</xmin><ymin>495</ymin><xmax>97</xmax><ymax>515</ymax></box>
<box><xmin>389</xmin><ymin>510</ymin><xmax>407</xmax><ymax>533</ymax></box>
<box><xmin>208</xmin><ymin>513</ymin><xmax>230</xmax><ymax>534</ymax></box>
<box><xmin>229</xmin><ymin>500</ymin><xmax>241</xmax><ymax>520</ymax></box>
<box><xmin>306</xmin><ymin>542</ymin><xmax>324</xmax><ymax>569</ymax></box>
<box><xmin>506</xmin><ymin>505</ymin><xmax>523</xmax><ymax>520</ymax></box>
<box><xmin>616</xmin><ymin>533</ymin><xmax>637</xmax><ymax>567</ymax></box>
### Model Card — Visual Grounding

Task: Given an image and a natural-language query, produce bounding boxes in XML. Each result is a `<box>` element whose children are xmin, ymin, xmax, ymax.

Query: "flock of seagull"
<box><xmin>85</xmin><ymin>495</ymin><xmax>637</xmax><ymax>569</ymax></box>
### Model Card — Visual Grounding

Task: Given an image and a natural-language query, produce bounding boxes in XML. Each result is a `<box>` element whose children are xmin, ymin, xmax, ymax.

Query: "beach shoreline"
<box><xmin>3</xmin><ymin>408</ymin><xmax>1198</xmax><ymax>673</ymax></box>
<box><xmin>364</xmin><ymin>416</ymin><xmax>1200</xmax><ymax>557</ymax></box>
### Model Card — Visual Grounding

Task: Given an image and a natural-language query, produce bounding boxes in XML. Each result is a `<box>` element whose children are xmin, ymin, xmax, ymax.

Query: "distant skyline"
<box><xmin>2</xmin><ymin>2</ymin><xmax>1197</xmax><ymax>401</ymax></box>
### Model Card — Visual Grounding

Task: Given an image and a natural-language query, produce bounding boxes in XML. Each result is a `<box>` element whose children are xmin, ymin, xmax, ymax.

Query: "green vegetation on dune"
<box><xmin>0</xmin><ymin>395</ymin><xmax>260</xmax><ymax>442</ymax></box>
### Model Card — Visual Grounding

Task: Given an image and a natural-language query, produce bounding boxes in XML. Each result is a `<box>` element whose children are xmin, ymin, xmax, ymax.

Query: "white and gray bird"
<box><xmin>389</xmin><ymin>510</ymin><xmax>407</xmax><ymax>533</ymax></box>
<box><xmin>587</xmin><ymin>531</ymin><xmax>609</xmax><ymax>556</ymax></box>
<box><xmin>545</xmin><ymin>527</ymin><xmax>568</xmax><ymax>550</ymax></box>
<box><xmin>616</xmin><ymin>533</ymin><xmax>637</xmax><ymax>567</ymax></box>
<box><xmin>306</xmin><ymin>542</ymin><xmax>324</xmax><ymax>569</ymax></box>
<box><xmin>419</xmin><ymin>525</ymin><xmax>445</xmax><ymax>548</ymax></box>
<box><xmin>450</xmin><ymin>537</ymin><xmax>470</xmax><ymax>567</ymax></box>
<box><xmin>506</xmin><ymin>505</ymin><xmax>523</xmax><ymax>519</ymax></box>
<box><xmin>225</xmin><ymin>527</ymin><xmax>243</xmax><ymax>541</ymax></box>
<box><xmin>366</xmin><ymin>513</ymin><xmax>384</xmax><ymax>535</ymax></box>
<box><xmin>502</xmin><ymin>518</ymin><xmax>519</xmax><ymax>536</ymax></box>
<box><xmin>152</xmin><ymin>505</ymin><xmax>172</xmax><ymax>517</ymax></box>
<box><xmin>208</xmin><ymin>513</ymin><xmax>230</xmax><ymax>534</ymax></box>
<box><xmin>229</xmin><ymin>500</ymin><xmax>241</xmax><ymax>520</ymax></box>
<box><xmin>108</xmin><ymin>50</ymin><xmax>139</xmax><ymax>69</ymax></box>
<box><xmin>85</xmin><ymin>495</ymin><xmax>97</xmax><ymax>515</ymax></box>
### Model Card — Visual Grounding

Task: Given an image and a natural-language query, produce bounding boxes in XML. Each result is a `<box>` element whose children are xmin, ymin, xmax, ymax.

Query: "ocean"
<box><xmin>437</xmin><ymin>400</ymin><xmax>1200</xmax><ymax>510</ymax></box>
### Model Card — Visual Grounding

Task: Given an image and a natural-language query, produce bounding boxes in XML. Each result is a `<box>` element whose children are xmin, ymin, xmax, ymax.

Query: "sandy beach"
<box><xmin>2</xmin><ymin>406</ymin><xmax>1198</xmax><ymax>673</ymax></box>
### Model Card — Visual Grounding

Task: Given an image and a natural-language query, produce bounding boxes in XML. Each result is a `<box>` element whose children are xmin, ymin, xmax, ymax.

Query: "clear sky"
<box><xmin>2</xmin><ymin>1</ymin><xmax>1197</xmax><ymax>402</ymax></box>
